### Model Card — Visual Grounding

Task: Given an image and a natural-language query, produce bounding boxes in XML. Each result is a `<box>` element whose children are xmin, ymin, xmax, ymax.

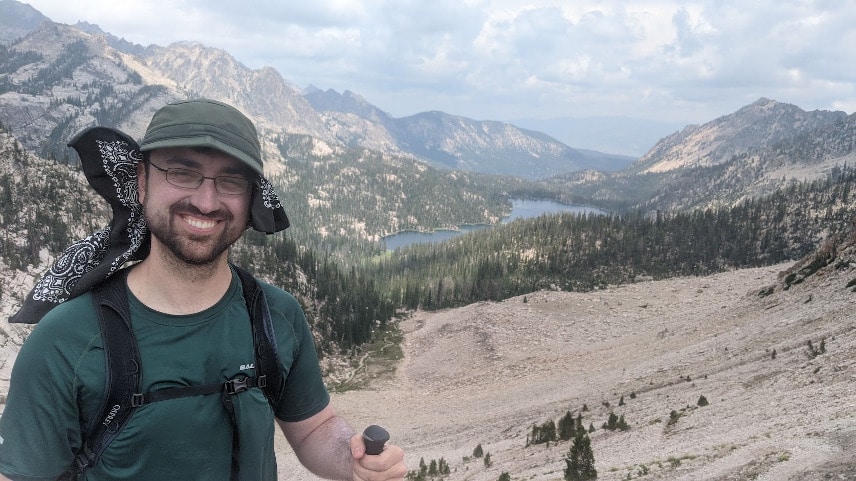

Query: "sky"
<box><xmin>18</xmin><ymin>0</ymin><xmax>856</xmax><ymax>129</ymax></box>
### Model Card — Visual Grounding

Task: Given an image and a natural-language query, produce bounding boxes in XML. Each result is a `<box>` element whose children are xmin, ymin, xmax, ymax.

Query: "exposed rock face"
<box><xmin>636</xmin><ymin>98</ymin><xmax>849</xmax><ymax>174</ymax></box>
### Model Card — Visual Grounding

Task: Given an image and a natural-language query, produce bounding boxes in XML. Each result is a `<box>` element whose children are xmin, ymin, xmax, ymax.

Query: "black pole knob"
<box><xmin>362</xmin><ymin>425</ymin><xmax>390</xmax><ymax>455</ymax></box>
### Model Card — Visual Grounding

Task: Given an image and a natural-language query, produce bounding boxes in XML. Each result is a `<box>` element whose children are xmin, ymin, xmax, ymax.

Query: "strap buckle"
<box><xmin>225</xmin><ymin>376</ymin><xmax>251</xmax><ymax>395</ymax></box>
<box><xmin>70</xmin><ymin>444</ymin><xmax>95</xmax><ymax>473</ymax></box>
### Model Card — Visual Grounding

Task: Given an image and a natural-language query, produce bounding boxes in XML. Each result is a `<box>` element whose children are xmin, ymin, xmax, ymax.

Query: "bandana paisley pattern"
<box><xmin>98</xmin><ymin>138</ymin><xmax>142</xmax><ymax>209</ymax></box>
<box><xmin>259</xmin><ymin>177</ymin><xmax>283</xmax><ymax>209</ymax></box>
<box><xmin>31</xmin><ymin>228</ymin><xmax>111</xmax><ymax>304</ymax></box>
<box><xmin>31</xmin><ymin>138</ymin><xmax>146</xmax><ymax>305</ymax></box>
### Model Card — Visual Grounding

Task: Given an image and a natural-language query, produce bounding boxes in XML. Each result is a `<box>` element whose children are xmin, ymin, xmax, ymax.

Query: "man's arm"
<box><xmin>278</xmin><ymin>404</ymin><xmax>406</xmax><ymax>481</ymax></box>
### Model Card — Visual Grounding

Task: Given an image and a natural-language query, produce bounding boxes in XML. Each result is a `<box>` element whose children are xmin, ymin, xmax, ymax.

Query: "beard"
<box><xmin>144</xmin><ymin>200</ymin><xmax>245</xmax><ymax>267</ymax></box>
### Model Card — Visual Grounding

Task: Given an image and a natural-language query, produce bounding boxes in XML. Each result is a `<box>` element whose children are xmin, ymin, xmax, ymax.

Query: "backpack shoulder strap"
<box><xmin>232</xmin><ymin>264</ymin><xmax>284</xmax><ymax>409</ymax></box>
<box><xmin>62</xmin><ymin>269</ymin><xmax>140</xmax><ymax>480</ymax></box>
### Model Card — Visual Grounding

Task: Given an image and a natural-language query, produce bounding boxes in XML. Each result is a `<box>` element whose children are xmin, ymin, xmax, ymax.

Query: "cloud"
<box><xmin>20</xmin><ymin>0</ymin><xmax>856</xmax><ymax>124</ymax></box>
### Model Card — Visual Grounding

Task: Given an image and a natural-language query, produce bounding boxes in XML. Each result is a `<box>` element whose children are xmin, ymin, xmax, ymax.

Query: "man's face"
<box><xmin>138</xmin><ymin>147</ymin><xmax>253</xmax><ymax>267</ymax></box>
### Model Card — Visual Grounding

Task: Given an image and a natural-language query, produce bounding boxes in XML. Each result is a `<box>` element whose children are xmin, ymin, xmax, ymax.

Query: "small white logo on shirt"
<box><xmin>240</xmin><ymin>363</ymin><xmax>255</xmax><ymax>371</ymax></box>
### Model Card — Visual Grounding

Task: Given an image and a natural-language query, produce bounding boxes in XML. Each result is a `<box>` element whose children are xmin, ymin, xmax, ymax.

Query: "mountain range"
<box><xmin>0</xmin><ymin>0</ymin><xmax>635</xmax><ymax>180</ymax></box>
<box><xmin>544</xmin><ymin>98</ymin><xmax>856</xmax><ymax>212</ymax></box>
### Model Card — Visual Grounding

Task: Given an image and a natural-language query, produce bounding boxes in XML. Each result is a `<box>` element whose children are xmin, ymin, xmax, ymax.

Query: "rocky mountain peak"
<box><xmin>304</xmin><ymin>87</ymin><xmax>391</xmax><ymax>124</ymax></box>
<box><xmin>635</xmin><ymin>98</ymin><xmax>848</xmax><ymax>174</ymax></box>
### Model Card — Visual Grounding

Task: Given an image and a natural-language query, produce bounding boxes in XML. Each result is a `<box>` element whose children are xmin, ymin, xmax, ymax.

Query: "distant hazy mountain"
<box><xmin>304</xmin><ymin>87</ymin><xmax>608</xmax><ymax>178</ymax></box>
<box><xmin>511</xmin><ymin>115</ymin><xmax>684</xmax><ymax>158</ymax></box>
<box><xmin>304</xmin><ymin>87</ymin><xmax>392</xmax><ymax>124</ymax></box>
<box><xmin>548</xmin><ymin>98</ymin><xmax>856</xmax><ymax>211</ymax></box>
<box><xmin>0</xmin><ymin>0</ymin><xmax>48</xmax><ymax>44</ymax></box>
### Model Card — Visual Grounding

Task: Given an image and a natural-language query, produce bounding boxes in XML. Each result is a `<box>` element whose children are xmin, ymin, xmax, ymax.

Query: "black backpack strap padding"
<box><xmin>61</xmin><ymin>270</ymin><xmax>140</xmax><ymax>480</ymax></box>
<box><xmin>232</xmin><ymin>264</ymin><xmax>284</xmax><ymax>410</ymax></box>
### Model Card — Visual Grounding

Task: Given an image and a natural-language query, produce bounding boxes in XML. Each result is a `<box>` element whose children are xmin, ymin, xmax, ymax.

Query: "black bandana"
<box><xmin>9</xmin><ymin>127</ymin><xmax>288</xmax><ymax>324</ymax></box>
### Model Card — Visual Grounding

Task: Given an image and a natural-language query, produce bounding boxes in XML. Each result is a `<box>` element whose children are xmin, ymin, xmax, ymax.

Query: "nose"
<box><xmin>189</xmin><ymin>177</ymin><xmax>221</xmax><ymax>213</ymax></box>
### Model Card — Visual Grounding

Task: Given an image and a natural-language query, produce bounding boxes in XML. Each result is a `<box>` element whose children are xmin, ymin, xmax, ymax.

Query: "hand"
<box><xmin>350</xmin><ymin>433</ymin><xmax>407</xmax><ymax>481</ymax></box>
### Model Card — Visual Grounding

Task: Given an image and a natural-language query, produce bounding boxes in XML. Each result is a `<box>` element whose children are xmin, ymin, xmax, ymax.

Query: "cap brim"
<box><xmin>140</xmin><ymin>136</ymin><xmax>264</xmax><ymax>177</ymax></box>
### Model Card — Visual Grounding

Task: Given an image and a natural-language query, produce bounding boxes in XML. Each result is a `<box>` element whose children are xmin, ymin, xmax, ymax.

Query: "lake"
<box><xmin>382</xmin><ymin>199</ymin><xmax>604</xmax><ymax>250</ymax></box>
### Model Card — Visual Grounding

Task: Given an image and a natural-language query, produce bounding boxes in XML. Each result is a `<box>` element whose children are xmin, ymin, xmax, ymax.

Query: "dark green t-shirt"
<box><xmin>0</xmin><ymin>270</ymin><xmax>330</xmax><ymax>481</ymax></box>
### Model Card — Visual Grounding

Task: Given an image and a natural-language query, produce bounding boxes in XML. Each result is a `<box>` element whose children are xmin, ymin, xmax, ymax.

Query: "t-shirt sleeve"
<box><xmin>262</xmin><ymin>285</ymin><xmax>330</xmax><ymax>422</ymax></box>
<box><xmin>0</xmin><ymin>298</ymin><xmax>99</xmax><ymax>480</ymax></box>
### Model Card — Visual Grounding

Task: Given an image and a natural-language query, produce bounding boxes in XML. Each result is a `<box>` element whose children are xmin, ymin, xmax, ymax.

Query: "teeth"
<box><xmin>185</xmin><ymin>217</ymin><xmax>218</xmax><ymax>229</ymax></box>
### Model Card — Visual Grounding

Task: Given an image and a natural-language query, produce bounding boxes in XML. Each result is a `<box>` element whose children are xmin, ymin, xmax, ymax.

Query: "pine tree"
<box><xmin>439</xmin><ymin>458</ymin><xmax>450</xmax><ymax>475</ymax></box>
<box><xmin>564</xmin><ymin>431</ymin><xmax>597</xmax><ymax>480</ymax></box>
<box><xmin>603</xmin><ymin>412</ymin><xmax>618</xmax><ymax>431</ymax></box>
<box><xmin>617</xmin><ymin>415</ymin><xmax>629</xmax><ymax>431</ymax></box>
<box><xmin>558</xmin><ymin>411</ymin><xmax>576</xmax><ymax>440</ymax></box>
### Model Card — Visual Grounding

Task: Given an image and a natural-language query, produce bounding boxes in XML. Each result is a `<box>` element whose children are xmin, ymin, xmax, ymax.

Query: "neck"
<box><xmin>127</xmin><ymin>247</ymin><xmax>233</xmax><ymax>315</ymax></box>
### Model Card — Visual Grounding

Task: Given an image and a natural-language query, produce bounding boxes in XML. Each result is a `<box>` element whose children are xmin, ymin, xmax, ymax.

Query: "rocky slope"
<box><xmin>273</xmin><ymin>237</ymin><xmax>856</xmax><ymax>480</ymax></box>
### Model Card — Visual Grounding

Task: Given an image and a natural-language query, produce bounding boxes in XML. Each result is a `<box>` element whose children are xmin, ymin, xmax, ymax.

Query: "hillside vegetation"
<box><xmin>268</xmin><ymin>132</ymin><xmax>558</xmax><ymax>256</ymax></box>
<box><xmin>364</xmin><ymin>166</ymin><xmax>856</xmax><ymax>310</ymax></box>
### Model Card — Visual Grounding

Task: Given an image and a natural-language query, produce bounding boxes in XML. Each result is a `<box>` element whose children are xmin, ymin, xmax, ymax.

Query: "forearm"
<box><xmin>278</xmin><ymin>411</ymin><xmax>356</xmax><ymax>480</ymax></box>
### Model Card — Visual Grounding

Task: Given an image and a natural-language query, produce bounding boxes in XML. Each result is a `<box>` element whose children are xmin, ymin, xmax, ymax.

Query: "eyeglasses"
<box><xmin>148</xmin><ymin>161</ymin><xmax>251</xmax><ymax>195</ymax></box>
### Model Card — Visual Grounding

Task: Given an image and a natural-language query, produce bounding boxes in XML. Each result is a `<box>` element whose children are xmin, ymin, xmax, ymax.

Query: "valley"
<box><xmin>274</xmin><ymin>260</ymin><xmax>856</xmax><ymax>480</ymax></box>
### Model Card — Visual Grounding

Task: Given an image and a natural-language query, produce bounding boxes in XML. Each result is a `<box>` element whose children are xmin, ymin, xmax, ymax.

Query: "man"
<box><xmin>0</xmin><ymin>99</ymin><xmax>406</xmax><ymax>480</ymax></box>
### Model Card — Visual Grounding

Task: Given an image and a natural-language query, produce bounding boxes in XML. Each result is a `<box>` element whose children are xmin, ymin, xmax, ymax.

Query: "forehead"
<box><xmin>148</xmin><ymin>147</ymin><xmax>250</xmax><ymax>175</ymax></box>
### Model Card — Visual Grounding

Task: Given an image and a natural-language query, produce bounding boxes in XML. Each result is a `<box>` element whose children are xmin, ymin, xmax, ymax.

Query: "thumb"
<box><xmin>349</xmin><ymin>433</ymin><xmax>366</xmax><ymax>459</ymax></box>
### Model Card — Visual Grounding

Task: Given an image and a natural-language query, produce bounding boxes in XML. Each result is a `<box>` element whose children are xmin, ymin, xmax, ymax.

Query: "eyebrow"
<box><xmin>161</xmin><ymin>155</ymin><xmax>249</xmax><ymax>177</ymax></box>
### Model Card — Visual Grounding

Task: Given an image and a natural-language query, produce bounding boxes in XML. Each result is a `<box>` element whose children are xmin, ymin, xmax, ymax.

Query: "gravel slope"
<box><xmin>279</xmin><ymin>260</ymin><xmax>856</xmax><ymax>480</ymax></box>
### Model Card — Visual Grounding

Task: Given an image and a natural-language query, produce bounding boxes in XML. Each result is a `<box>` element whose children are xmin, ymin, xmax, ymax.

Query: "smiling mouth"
<box><xmin>183</xmin><ymin>216</ymin><xmax>219</xmax><ymax>230</ymax></box>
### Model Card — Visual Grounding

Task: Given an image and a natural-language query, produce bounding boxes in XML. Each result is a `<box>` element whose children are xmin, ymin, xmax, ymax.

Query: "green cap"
<box><xmin>139</xmin><ymin>99</ymin><xmax>263</xmax><ymax>176</ymax></box>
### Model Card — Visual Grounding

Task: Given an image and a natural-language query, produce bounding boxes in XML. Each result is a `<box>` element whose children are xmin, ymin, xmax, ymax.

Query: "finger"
<box><xmin>353</xmin><ymin>445</ymin><xmax>406</xmax><ymax>480</ymax></box>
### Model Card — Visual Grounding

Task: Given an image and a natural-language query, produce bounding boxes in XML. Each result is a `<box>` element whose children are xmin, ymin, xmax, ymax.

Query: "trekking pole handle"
<box><xmin>362</xmin><ymin>425</ymin><xmax>390</xmax><ymax>455</ymax></box>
